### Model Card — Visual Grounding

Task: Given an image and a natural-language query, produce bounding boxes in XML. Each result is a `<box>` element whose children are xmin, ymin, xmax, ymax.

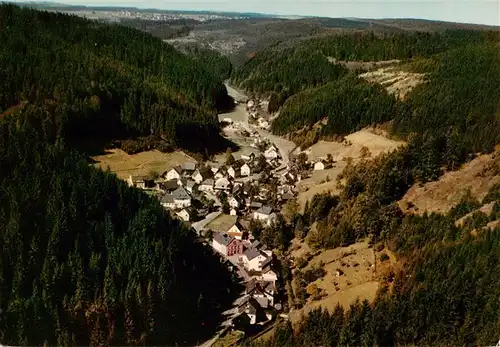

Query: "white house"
<box><xmin>227</xmin><ymin>222</ymin><xmax>245</xmax><ymax>240</ymax></box>
<box><xmin>247</xmin><ymin>100</ymin><xmax>255</xmax><ymax>108</ymax></box>
<box><xmin>243</xmin><ymin>247</ymin><xmax>271</xmax><ymax>272</ymax></box>
<box><xmin>214</xmin><ymin>177</ymin><xmax>231</xmax><ymax>191</ymax></box>
<box><xmin>253</xmin><ymin>206</ymin><xmax>277</xmax><ymax>225</ymax></box>
<box><xmin>258</xmin><ymin>117</ymin><xmax>269</xmax><ymax>129</ymax></box>
<box><xmin>127</xmin><ymin>175</ymin><xmax>148</xmax><ymax>189</ymax></box>
<box><xmin>182</xmin><ymin>162</ymin><xmax>196</xmax><ymax>174</ymax></box>
<box><xmin>241</xmin><ymin>153</ymin><xmax>256</xmax><ymax>161</ymax></box>
<box><xmin>314</xmin><ymin>161</ymin><xmax>325</xmax><ymax>171</ymax></box>
<box><xmin>229</xmin><ymin>196</ymin><xmax>241</xmax><ymax>209</ymax></box>
<box><xmin>227</xmin><ymin>166</ymin><xmax>240</xmax><ymax>179</ymax></box>
<box><xmin>176</xmin><ymin>208</ymin><xmax>191</xmax><ymax>222</ymax></box>
<box><xmin>264</xmin><ymin>146</ymin><xmax>278</xmax><ymax>160</ymax></box>
<box><xmin>262</xmin><ymin>269</ymin><xmax>278</xmax><ymax>283</ymax></box>
<box><xmin>241</xmin><ymin>163</ymin><xmax>251</xmax><ymax>176</ymax></box>
<box><xmin>172</xmin><ymin>186</ymin><xmax>191</xmax><ymax>208</ymax></box>
<box><xmin>166</xmin><ymin>167</ymin><xmax>182</xmax><ymax>181</ymax></box>
<box><xmin>230</xmin><ymin>208</ymin><xmax>238</xmax><ymax>216</ymax></box>
<box><xmin>214</xmin><ymin>170</ymin><xmax>226</xmax><ymax>179</ymax></box>
<box><xmin>199</xmin><ymin>179</ymin><xmax>214</xmax><ymax>193</ymax></box>
<box><xmin>185</xmin><ymin>180</ymin><xmax>196</xmax><ymax>194</ymax></box>
<box><xmin>241</xmin><ymin>298</ymin><xmax>260</xmax><ymax>325</ymax></box>
<box><xmin>160</xmin><ymin>194</ymin><xmax>176</xmax><ymax>209</ymax></box>
<box><xmin>192</xmin><ymin>168</ymin><xmax>212</xmax><ymax>184</ymax></box>
<box><xmin>245</xmin><ymin>280</ymin><xmax>275</xmax><ymax>308</ymax></box>
<box><xmin>212</xmin><ymin>232</ymin><xmax>234</xmax><ymax>256</ymax></box>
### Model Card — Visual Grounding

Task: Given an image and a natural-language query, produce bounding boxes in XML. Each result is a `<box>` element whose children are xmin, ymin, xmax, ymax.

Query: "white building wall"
<box><xmin>166</xmin><ymin>170</ymin><xmax>181</xmax><ymax>180</ymax></box>
<box><xmin>212</xmin><ymin>241</ymin><xmax>227</xmax><ymax>255</ymax></box>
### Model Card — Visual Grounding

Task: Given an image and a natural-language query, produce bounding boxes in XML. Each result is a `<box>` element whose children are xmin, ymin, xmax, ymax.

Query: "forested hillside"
<box><xmin>0</xmin><ymin>4</ymin><xmax>233</xmax><ymax>154</ymax></box>
<box><xmin>237</xmin><ymin>28</ymin><xmax>500</xmax><ymax>347</ymax></box>
<box><xmin>231</xmin><ymin>30</ymin><xmax>488</xmax><ymax>98</ymax></box>
<box><xmin>178</xmin><ymin>45</ymin><xmax>233</xmax><ymax>81</ymax></box>
<box><xmin>249</xmin><ymin>147</ymin><xmax>500</xmax><ymax>346</ymax></box>
<box><xmin>273</xmin><ymin>35</ymin><xmax>500</xmax><ymax>154</ymax></box>
<box><xmin>0</xmin><ymin>5</ymin><xmax>239</xmax><ymax>345</ymax></box>
<box><xmin>0</xmin><ymin>100</ymin><xmax>238</xmax><ymax>346</ymax></box>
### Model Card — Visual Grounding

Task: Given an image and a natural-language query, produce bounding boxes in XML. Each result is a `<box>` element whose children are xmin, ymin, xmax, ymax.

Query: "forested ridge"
<box><xmin>234</xmin><ymin>28</ymin><xmax>500</xmax><ymax>347</ymax></box>
<box><xmin>231</xmin><ymin>30</ymin><xmax>490</xmax><ymax>97</ymax></box>
<box><xmin>233</xmin><ymin>30</ymin><xmax>500</xmax><ymax>158</ymax></box>
<box><xmin>0</xmin><ymin>98</ymin><xmax>238</xmax><ymax>346</ymax></box>
<box><xmin>178</xmin><ymin>44</ymin><xmax>233</xmax><ymax>81</ymax></box>
<box><xmin>0</xmin><ymin>5</ymin><xmax>239</xmax><ymax>346</ymax></box>
<box><xmin>0</xmin><ymin>4</ymin><xmax>234</xmax><ymax>154</ymax></box>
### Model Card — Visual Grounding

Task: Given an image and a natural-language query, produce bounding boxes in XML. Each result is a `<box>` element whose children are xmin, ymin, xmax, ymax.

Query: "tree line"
<box><xmin>0</xmin><ymin>4</ymin><xmax>234</xmax><ymax>155</ymax></box>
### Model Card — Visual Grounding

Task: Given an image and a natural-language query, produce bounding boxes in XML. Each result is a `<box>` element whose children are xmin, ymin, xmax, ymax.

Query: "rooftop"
<box><xmin>163</xmin><ymin>179</ymin><xmax>179</xmax><ymax>190</ymax></box>
<box><xmin>244</xmin><ymin>247</ymin><xmax>265</xmax><ymax>261</ymax></box>
<box><xmin>256</xmin><ymin>206</ymin><xmax>273</xmax><ymax>215</ymax></box>
<box><xmin>183</xmin><ymin>162</ymin><xmax>196</xmax><ymax>171</ymax></box>
<box><xmin>201</xmin><ymin>178</ymin><xmax>214</xmax><ymax>185</ymax></box>
<box><xmin>206</xmin><ymin>214</ymin><xmax>238</xmax><ymax>233</ymax></box>
<box><xmin>172</xmin><ymin>186</ymin><xmax>190</xmax><ymax>199</ymax></box>
<box><xmin>213</xmin><ymin>232</ymin><xmax>234</xmax><ymax>247</ymax></box>
<box><xmin>161</xmin><ymin>194</ymin><xmax>174</xmax><ymax>204</ymax></box>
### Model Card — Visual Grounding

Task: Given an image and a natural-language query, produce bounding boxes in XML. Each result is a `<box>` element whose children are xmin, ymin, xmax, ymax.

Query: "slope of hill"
<box><xmin>399</xmin><ymin>151</ymin><xmax>500</xmax><ymax>214</ymax></box>
<box><xmin>0</xmin><ymin>5</ymin><xmax>240</xmax><ymax>345</ymax></box>
<box><xmin>0</xmin><ymin>96</ymin><xmax>238</xmax><ymax>346</ymax></box>
<box><xmin>0</xmin><ymin>4</ymin><xmax>233</xmax><ymax>155</ymax></box>
<box><xmin>231</xmin><ymin>30</ymin><xmax>489</xmax><ymax>98</ymax></box>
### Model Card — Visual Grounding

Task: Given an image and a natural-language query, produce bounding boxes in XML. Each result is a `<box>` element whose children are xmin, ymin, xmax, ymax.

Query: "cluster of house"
<box><xmin>126</xmin><ymin>141</ymin><xmax>283</xmax><ymax>221</ymax></box>
<box><xmin>212</xmin><ymin>226</ymin><xmax>279</xmax><ymax>325</ymax></box>
<box><xmin>246</xmin><ymin>99</ymin><xmax>271</xmax><ymax>130</ymax></box>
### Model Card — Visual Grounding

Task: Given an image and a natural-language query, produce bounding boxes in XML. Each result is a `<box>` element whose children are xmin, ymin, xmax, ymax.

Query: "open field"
<box><xmin>297</xmin><ymin>129</ymin><xmax>405</xmax><ymax>210</ymax></box>
<box><xmin>92</xmin><ymin>149</ymin><xmax>196</xmax><ymax>180</ymax></box>
<box><xmin>206</xmin><ymin>214</ymin><xmax>238</xmax><ymax>233</ymax></box>
<box><xmin>289</xmin><ymin>240</ymin><xmax>381</xmax><ymax>324</ymax></box>
<box><xmin>296</xmin><ymin>164</ymin><xmax>345</xmax><ymax>211</ymax></box>
<box><xmin>304</xmin><ymin>129</ymin><xmax>405</xmax><ymax>162</ymax></box>
<box><xmin>399</xmin><ymin>151</ymin><xmax>500</xmax><ymax>214</ymax></box>
<box><xmin>360</xmin><ymin>67</ymin><xmax>426</xmax><ymax>100</ymax></box>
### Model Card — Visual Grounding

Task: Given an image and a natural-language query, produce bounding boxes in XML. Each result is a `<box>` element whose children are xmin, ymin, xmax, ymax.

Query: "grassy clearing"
<box><xmin>92</xmin><ymin>149</ymin><xmax>196</xmax><ymax>180</ymax></box>
<box><xmin>399</xmin><ymin>152</ymin><xmax>500</xmax><ymax>214</ymax></box>
<box><xmin>290</xmin><ymin>240</ymin><xmax>381</xmax><ymax>324</ymax></box>
<box><xmin>206</xmin><ymin>214</ymin><xmax>238</xmax><ymax>233</ymax></box>
<box><xmin>296</xmin><ymin>129</ymin><xmax>405</xmax><ymax>211</ymax></box>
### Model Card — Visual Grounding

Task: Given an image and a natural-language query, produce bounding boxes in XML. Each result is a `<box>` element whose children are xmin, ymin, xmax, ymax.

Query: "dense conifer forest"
<box><xmin>250</xmin><ymin>187</ymin><xmax>500</xmax><ymax>346</ymax></box>
<box><xmin>0</xmin><ymin>5</ymin><xmax>239</xmax><ymax>346</ymax></box>
<box><xmin>0</xmin><ymin>93</ymin><xmax>238</xmax><ymax>346</ymax></box>
<box><xmin>178</xmin><ymin>45</ymin><xmax>233</xmax><ymax>81</ymax></box>
<box><xmin>0</xmin><ymin>4</ymin><xmax>234</xmax><ymax>154</ymax></box>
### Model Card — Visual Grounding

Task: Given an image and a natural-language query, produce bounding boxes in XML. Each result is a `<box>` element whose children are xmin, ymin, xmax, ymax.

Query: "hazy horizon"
<box><xmin>13</xmin><ymin>0</ymin><xmax>500</xmax><ymax>26</ymax></box>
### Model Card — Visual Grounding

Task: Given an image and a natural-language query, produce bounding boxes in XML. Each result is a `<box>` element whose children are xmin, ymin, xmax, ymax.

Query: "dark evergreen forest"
<box><xmin>0</xmin><ymin>4</ymin><xmax>234</xmax><ymax>155</ymax></box>
<box><xmin>0</xmin><ymin>97</ymin><xmax>238</xmax><ymax>347</ymax></box>
<box><xmin>0</xmin><ymin>5</ymin><xmax>239</xmax><ymax>346</ymax></box>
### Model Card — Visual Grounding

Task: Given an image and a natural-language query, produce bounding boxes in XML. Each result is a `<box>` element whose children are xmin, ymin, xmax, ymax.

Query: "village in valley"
<box><xmin>124</xmin><ymin>95</ymin><xmax>337</xmax><ymax>335</ymax></box>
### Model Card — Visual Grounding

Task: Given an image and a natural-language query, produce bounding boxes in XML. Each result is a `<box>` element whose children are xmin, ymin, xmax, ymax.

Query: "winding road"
<box><xmin>223</xmin><ymin>83</ymin><xmax>295</xmax><ymax>168</ymax></box>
